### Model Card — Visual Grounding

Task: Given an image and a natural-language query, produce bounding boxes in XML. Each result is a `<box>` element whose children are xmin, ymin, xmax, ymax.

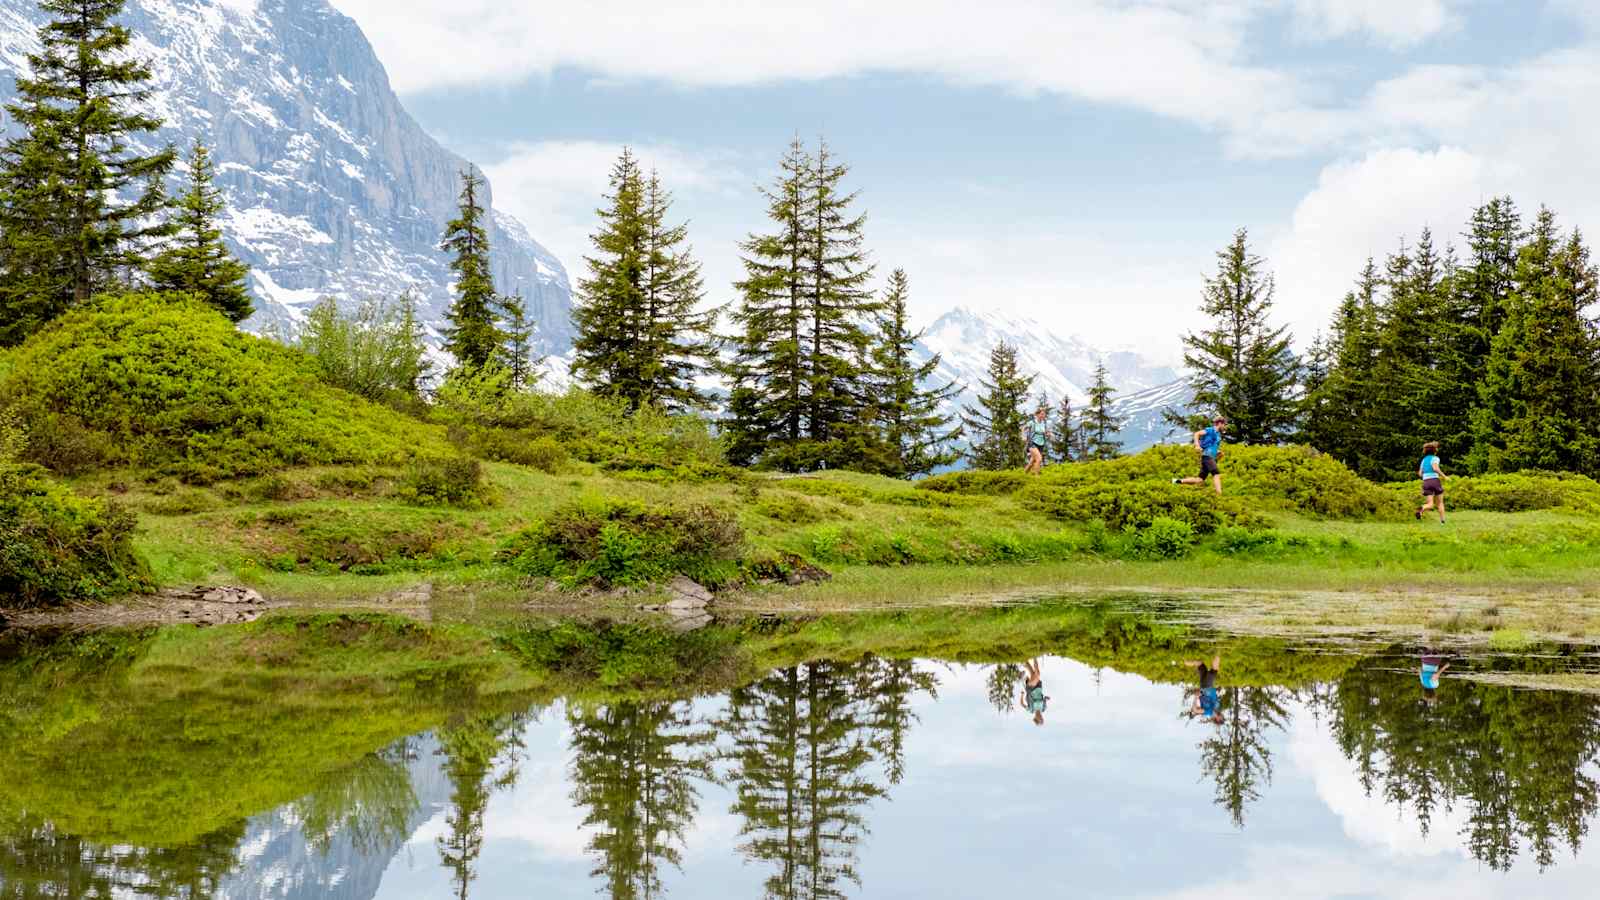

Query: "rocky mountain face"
<box><xmin>0</xmin><ymin>0</ymin><xmax>574</xmax><ymax>354</ymax></box>
<box><xmin>917</xmin><ymin>307</ymin><xmax>1192</xmax><ymax>452</ymax></box>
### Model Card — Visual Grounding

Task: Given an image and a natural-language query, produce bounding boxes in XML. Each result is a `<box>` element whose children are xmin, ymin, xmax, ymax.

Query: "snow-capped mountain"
<box><xmin>917</xmin><ymin>306</ymin><xmax>1192</xmax><ymax>451</ymax></box>
<box><xmin>0</xmin><ymin>0</ymin><xmax>574</xmax><ymax>354</ymax></box>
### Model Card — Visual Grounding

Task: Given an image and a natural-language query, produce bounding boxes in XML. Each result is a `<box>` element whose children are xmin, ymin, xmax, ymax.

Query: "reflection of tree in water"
<box><xmin>567</xmin><ymin>699</ymin><xmax>716</xmax><ymax>900</ymax></box>
<box><xmin>0</xmin><ymin>816</ymin><xmax>242</xmax><ymax>900</ymax></box>
<box><xmin>436</xmin><ymin>713</ymin><xmax>529</xmax><ymax>900</ymax></box>
<box><xmin>1326</xmin><ymin>663</ymin><xmax>1600</xmax><ymax>871</ymax></box>
<box><xmin>293</xmin><ymin>741</ymin><xmax>418</xmax><ymax>854</ymax></box>
<box><xmin>1196</xmin><ymin>687</ymin><xmax>1292</xmax><ymax>828</ymax></box>
<box><xmin>721</xmin><ymin>656</ymin><xmax>937</xmax><ymax>900</ymax></box>
<box><xmin>984</xmin><ymin>663</ymin><xmax>1024</xmax><ymax>716</ymax></box>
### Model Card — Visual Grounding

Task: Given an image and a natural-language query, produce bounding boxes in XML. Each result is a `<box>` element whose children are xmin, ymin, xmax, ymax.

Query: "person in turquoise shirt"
<box><xmin>1017</xmin><ymin>657</ymin><xmax>1050</xmax><ymax>726</ymax></box>
<box><xmin>1416</xmin><ymin>441</ymin><xmax>1447</xmax><ymax>524</ymax></box>
<box><xmin>1420</xmin><ymin>651</ymin><xmax>1449</xmax><ymax>705</ymax></box>
<box><xmin>1022</xmin><ymin>406</ymin><xmax>1051</xmax><ymax>476</ymax></box>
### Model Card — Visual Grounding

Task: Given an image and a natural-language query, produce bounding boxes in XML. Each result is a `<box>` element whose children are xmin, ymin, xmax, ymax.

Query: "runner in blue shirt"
<box><xmin>1420</xmin><ymin>651</ymin><xmax>1449</xmax><ymax>706</ymax></box>
<box><xmin>1017</xmin><ymin>657</ymin><xmax>1050</xmax><ymax>726</ymax></box>
<box><xmin>1175</xmin><ymin>654</ymin><xmax>1224</xmax><ymax>724</ymax></box>
<box><xmin>1173</xmin><ymin>416</ymin><xmax>1227</xmax><ymax>496</ymax></box>
<box><xmin>1416</xmin><ymin>441</ymin><xmax>1447</xmax><ymax>524</ymax></box>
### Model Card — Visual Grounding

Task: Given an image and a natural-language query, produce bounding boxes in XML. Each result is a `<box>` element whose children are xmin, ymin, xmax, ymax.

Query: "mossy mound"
<box><xmin>0</xmin><ymin>293</ymin><xmax>445</xmax><ymax>482</ymax></box>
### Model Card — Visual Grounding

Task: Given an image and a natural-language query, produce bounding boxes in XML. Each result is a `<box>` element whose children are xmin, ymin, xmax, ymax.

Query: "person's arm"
<box><xmin>1438</xmin><ymin>464</ymin><xmax>1447</xmax><ymax>480</ymax></box>
<box><xmin>1210</xmin><ymin>655</ymin><xmax>1220</xmax><ymax>672</ymax></box>
<box><xmin>1439</xmin><ymin>662</ymin><xmax>1451</xmax><ymax>674</ymax></box>
<box><xmin>1193</xmin><ymin>430</ymin><xmax>1204</xmax><ymax>450</ymax></box>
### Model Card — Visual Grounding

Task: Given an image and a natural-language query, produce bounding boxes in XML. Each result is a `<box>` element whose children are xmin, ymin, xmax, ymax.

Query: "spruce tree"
<box><xmin>1049</xmin><ymin>394</ymin><xmax>1077</xmax><ymax>462</ymax></box>
<box><xmin>1081</xmin><ymin>362</ymin><xmax>1125</xmax><ymax>460</ymax></box>
<box><xmin>574</xmin><ymin>151</ymin><xmax>717</xmax><ymax>411</ymax></box>
<box><xmin>1173</xmin><ymin>229</ymin><xmax>1300</xmax><ymax>445</ymax></box>
<box><xmin>1312</xmin><ymin>260</ymin><xmax>1382</xmax><ymax>475</ymax></box>
<box><xmin>959</xmin><ymin>342</ymin><xmax>1034</xmax><ymax>470</ymax></box>
<box><xmin>148</xmin><ymin>140</ymin><xmax>251</xmax><ymax>322</ymax></box>
<box><xmin>1473</xmin><ymin>209</ymin><xmax>1600</xmax><ymax>474</ymax></box>
<box><xmin>0</xmin><ymin>0</ymin><xmax>176</xmax><ymax>345</ymax></box>
<box><xmin>727</xmin><ymin>137</ymin><xmax>877</xmax><ymax>470</ymax></box>
<box><xmin>1370</xmin><ymin>229</ymin><xmax>1455</xmax><ymax>476</ymax></box>
<box><xmin>867</xmin><ymin>268</ymin><xmax>960</xmax><ymax>477</ymax></box>
<box><xmin>496</xmin><ymin>290</ymin><xmax>537</xmax><ymax>390</ymax></box>
<box><xmin>440</xmin><ymin>169</ymin><xmax>503</xmax><ymax>372</ymax></box>
<box><xmin>1446</xmin><ymin>197</ymin><xmax>1523</xmax><ymax>466</ymax></box>
<box><xmin>1298</xmin><ymin>331</ymin><xmax>1333</xmax><ymax>452</ymax></box>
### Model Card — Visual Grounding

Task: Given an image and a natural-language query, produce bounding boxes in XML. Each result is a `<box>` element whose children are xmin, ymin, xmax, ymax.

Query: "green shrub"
<box><xmin>233</xmin><ymin>508</ymin><xmax>462</xmax><ymax>575</ymax></box>
<box><xmin>0</xmin><ymin>293</ymin><xmax>441</xmax><ymax>482</ymax></box>
<box><xmin>917</xmin><ymin>470</ymin><xmax>1029</xmax><ymax>496</ymax></box>
<box><xmin>499</xmin><ymin>497</ymin><xmax>744</xmax><ymax>588</ymax></box>
<box><xmin>0</xmin><ymin>462</ymin><xmax>152</xmax><ymax>607</ymax></box>
<box><xmin>292</xmin><ymin>296</ymin><xmax>430</xmax><ymax>411</ymax></box>
<box><xmin>143</xmin><ymin>488</ymin><xmax>220</xmax><ymax>517</ymax></box>
<box><xmin>774</xmin><ymin>478</ymin><xmax>869</xmax><ymax>505</ymax></box>
<box><xmin>397</xmin><ymin>456</ymin><xmax>487</xmax><ymax>508</ymax></box>
<box><xmin>1128</xmin><ymin>516</ymin><xmax>1196</xmax><ymax>560</ymax></box>
<box><xmin>1021</xmin><ymin>479</ymin><xmax>1261</xmax><ymax>533</ymax></box>
<box><xmin>1432</xmin><ymin>471</ymin><xmax>1600</xmax><ymax>514</ymax></box>
<box><xmin>754</xmin><ymin>494</ymin><xmax>826</xmax><ymax>524</ymax></box>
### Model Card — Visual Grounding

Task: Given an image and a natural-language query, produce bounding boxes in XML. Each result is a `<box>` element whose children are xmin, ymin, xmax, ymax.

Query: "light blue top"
<box><xmin>1028</xmin><ymin>419</ymin><xmax>1049</xmax><ymax>447</ymax></box>
<box><xmin>1420</xmin><ymin>454</ymin><xmax>1441</xmax><ymax>481</ymax></box>
<box><xmin>1421</xmin><ymin>663</ymin><xmax>1440</xmax><ymax>690</ymax></box>
<box><xmin>1200</xmin><ymin>426</ymin><xmax>1221</xmax><ymax>458</ymax></box>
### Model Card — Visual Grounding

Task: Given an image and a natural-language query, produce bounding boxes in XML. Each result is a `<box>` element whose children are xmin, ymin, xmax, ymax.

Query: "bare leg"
<box><xmin>1437</xmin><ymin>496</ymin><xmax>1445</xmax><ymax>523</ymax></box>
<box><xmin>1177</xmin><ymin>477</ymin><xmax>1204</xmax><ymax>485</ymax></box>
<box><xmin>1212</xmin><ymin>474</ymin><xmax>1223</xmax><ymax>496</ymax></box>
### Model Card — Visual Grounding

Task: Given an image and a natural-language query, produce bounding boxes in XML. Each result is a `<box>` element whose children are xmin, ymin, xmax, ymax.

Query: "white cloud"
<box><xmin>1287</xmin><ymin>0</ymin><xmax>1459</xmax><ymax>47</ymax></box>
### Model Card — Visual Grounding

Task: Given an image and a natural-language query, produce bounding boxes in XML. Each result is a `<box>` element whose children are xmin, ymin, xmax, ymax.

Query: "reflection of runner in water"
<box><xmin>1018</xmin><ymin>658</ymin><xmax>1050</xmax><ymax>726</ymax></box>
<box><xmin>1420</xmin><ymin>652</ymin><xmax>1450</xmax><ymax>705</ymax></box>
<box><xmin>1175</xmin><ymin>655</ymin><xmax>1224</xmax><ymax>724</ymax></box>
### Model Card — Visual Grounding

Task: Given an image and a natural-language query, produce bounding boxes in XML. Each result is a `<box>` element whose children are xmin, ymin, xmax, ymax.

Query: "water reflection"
<box><xmin>8</xmin><ymin>619</ymin><xmax>1600</xmax><ymax>898</ymax></box>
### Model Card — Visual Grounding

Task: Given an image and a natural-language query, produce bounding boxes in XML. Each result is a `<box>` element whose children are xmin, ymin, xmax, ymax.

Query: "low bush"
<box><xmin>232</xmin><ymin>508</ymin><xmax>463</xmax><ymax>575</ymax></box>
<box><xmin>1128</xmin><ymin>516</ymin><xmax>1196</xmax><ymax>560</ymax></box>
<box><xmin>773</xmin><ymin>478</ymin><xmax>870</xmax><ymax>505</ymax></box>
<box><xmin>0</xmin><ymin>293</ymin><xmax>441</xmax><ymax>482</ymax></box>
<box><xmin>754</xmin><ymin>494</ymin><xmax>827</xmax><ymax>524</ymax></box>
<box><xmin>499</xmin><ymin>497</ymin><xmax>744</xmax><ymax>589</ymax></box>
<box><xmin>1020</xmin><ymin>480</ymin><xmax>1262</xmax><ymax>533</ymax></box>
<box><xmin>0</xmin><ymin>462</ymin><xmax>152</xmax><ymax>607</ymax></box>
<box><xmin>1425</xmin><ymin>471</ymin><xmax>1600</xmax><ymax>514</ymax></box>
<box><xmin>917</xmin><ymin>470</ymin><xmax>1029</xmax><ymax>496</ymax></box>
<box><xmin>397</xmin><ymin>455</ymin><xmax>487</xmax><ymax>508</ymax></box>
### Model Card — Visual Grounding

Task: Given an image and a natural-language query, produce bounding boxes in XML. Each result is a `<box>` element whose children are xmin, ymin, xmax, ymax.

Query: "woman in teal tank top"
<box><xmin>1416</xmin><ymin>441</ymin><xmax>1446</xmax><ymax>524</ymax></box>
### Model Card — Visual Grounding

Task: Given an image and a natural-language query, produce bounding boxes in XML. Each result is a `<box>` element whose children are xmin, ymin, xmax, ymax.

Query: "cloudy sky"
<box><xmin>328</xmin><ymin>0</ymin><xmax>1600</xmax><ymax>362</ymax></box>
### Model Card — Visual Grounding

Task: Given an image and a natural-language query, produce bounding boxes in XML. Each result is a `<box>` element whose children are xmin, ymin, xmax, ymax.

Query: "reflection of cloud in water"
<box><xmin>1289</xmin><ymin>713</ymin><xmax>1466</xmax><ymax>859</ymax></box>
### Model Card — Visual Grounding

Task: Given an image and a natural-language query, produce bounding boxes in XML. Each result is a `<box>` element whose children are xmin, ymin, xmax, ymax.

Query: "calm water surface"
<box><xmin>5</xmin><ymin>619</ymin><xmax>1600</xmax><ymax>899</ymax></box>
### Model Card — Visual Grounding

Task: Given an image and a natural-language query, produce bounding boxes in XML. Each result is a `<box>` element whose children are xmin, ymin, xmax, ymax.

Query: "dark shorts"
<box><xmin>1199</xmin><ymin>455</ymin><xmax>1220</xmax><ymax>478</ymax></box>
<box><xmin>1422</xmin><ymin>478</ymin><xmax>1443</xmax><ymax>497</ymax></box>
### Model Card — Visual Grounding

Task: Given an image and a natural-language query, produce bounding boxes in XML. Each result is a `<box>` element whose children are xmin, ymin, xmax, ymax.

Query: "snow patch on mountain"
<box><xmin>0</xmin><ymin>0</ymin><xmax>575</xmax><ymax>357</ymax></box>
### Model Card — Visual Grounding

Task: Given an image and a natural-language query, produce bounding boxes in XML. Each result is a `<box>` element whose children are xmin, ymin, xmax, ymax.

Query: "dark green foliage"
<box><xmin>147</xmin><ymin>141</ymin><xmax>251</xmax><ymax>322</ymax></box>
<box><xmin>1049</xmin><ymin>394</ymin><xmax>1080</xmax><ymax>463</ymax></box>
<box><xmin>0</xmin><ymin>460</ymin><xmax>151</xmax><ymax>608</ymax></box>
<box><xmin>1082</xmin><ymin>362</ymin><xmax>1125</xmax><ymax>460</ymax></box>
<box><xmin>573</xmin><ymin>150</ymin><xmax>718</xmax><ymax>412</ymax></box>
<box><xmin>1019</xmin><ymin>479</ymin><xmax>1261</xmax><ymax>533</ymax></box>
<box><xmin>960</xmin><ymin>342</ymin><xmax>1033</xmax><ymax>470</ymax></box>
<box><xmin>1128</xmin><ymin>516</ymin><xmax>1197</xmax><ymax>559</ymax></box>
<box><xmin>916</xmin><ymin>469</ymin><xmax>1029</xmax><ymax>496</ymax></box>
<box><xmin>440</xmin><ymin>170</ymin><xmax>504</xmax><ymax>372</ymax></box>
<box><xmin>0</xmin><ymin>0</ymin><xmax>176</xmax><ymax>346</ymax></box>
<box><xmin>496</xmin><ymin>291</ymin><xmax>539</xmax><ymax>390</ymax></box>
<box><xmin>397</xmin><ymin>455</ymin><xmax>486</xmax><ymax>508</ymax></box>
<box><xmin>0</xmin><ymin>293</ymin><xmax>436</xmax><ymax>481</ymax></box>
<box><xmin>499</xmin><ymin>497</ymin><xmax>745</xmax><ymax>588</ymax></box>
<box><xmin>294</xmin><ymin>295</ymin><xmax>432</xmax><ymax>410</ymax></box>
<box><xmin>1172</xmin><ymin>228</ymin><xmax>1300</xmax><ymax>445</ymax></box>
<box><xmin>865</xmin><ymin>268</ymin><xmax>960</xmax><ymax>477</ymax></box>
<box><xmin>1306</xmin><ymin>260</ymin><xmax>1382</xmax><ymax>476</ymax></box>
<box><xmin>726</xmin><ymin>138</ymin><xmax>879</xmax><ymax>470</ymax></box>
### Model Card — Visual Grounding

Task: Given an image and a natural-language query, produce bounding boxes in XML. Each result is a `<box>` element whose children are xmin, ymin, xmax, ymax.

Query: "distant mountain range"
<box><xmin>917</xmin><ymin>307</ymin><xmax>1192</xmax><ymax>452</ymax></box>
<box><xmin>0</xmin><ymin>0</ymin><xmax>575</xmax><ymax>356</ymax></box>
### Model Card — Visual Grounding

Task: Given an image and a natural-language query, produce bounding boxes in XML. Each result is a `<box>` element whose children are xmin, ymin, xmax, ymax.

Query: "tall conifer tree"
<box><xmin>148</xmin><ymin>140</ymin><xmax>251</xmax><ymax>322</ymax></box>
<box><xmin>866</xmin><ymin>268</ymin><xmax>960</xmax><ymax>478</ymax></box>
<box><xmin>960</xmin><ymin>342</ymin><xmax>1034</xmax><ymax>470</ymax></box>
<box><xmin>496</xmin><ymin>290</ymin><xmax>537</xmax><ymax>389</ymax></box>
<box><xmin>1312</xmin><ymin>260</ymin><xmax>1382</xmax><ymax>475</ymax></box>
<box><xmin>0</xmin><ymin>0</ymin><xmax>176</xmax><ymax>345</ymax></box>
<box><xmin>1445</xmin><ymin>197</ymin><xmax>1523</xmax><ymax>465</ymax></box>
<box><xmin>1049</xmin><ymin>394</ymin><xmax>1078</xmax><ymax>462</ymax></box>
<box><xmin>440</xmin><ymin>169</ymin><xmax>502</xmax><ymax>371</ymax></box>
<box><xmin>1172</xmin><ymin>229</ymin><xmax>1299</xmax><ymax>445</ymax></box>
<box><xmin>728</xmin><ymin>138</ymin><xmax>878</xmax><ymax>469</ymax></box>
<box><xmin>1081</xmin><ymin>362</ymin><xmax>1125</xmax><ymax>460</ymax></box>
<box><xmin>574</xmin><ymin>152</ymin><xmax>717</xmax><ymax>411</ymax></box>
